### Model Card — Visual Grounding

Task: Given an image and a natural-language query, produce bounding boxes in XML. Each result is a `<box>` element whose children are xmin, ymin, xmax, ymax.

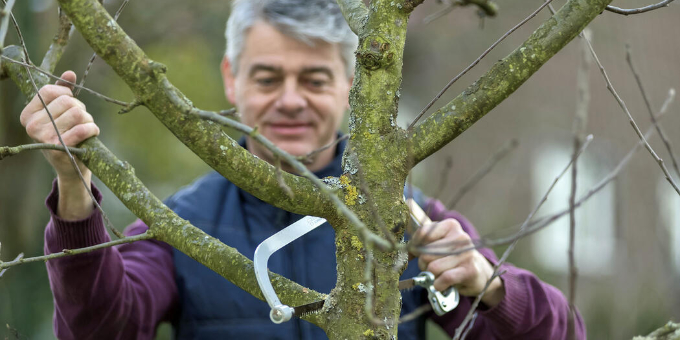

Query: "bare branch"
<box><xmin>626</xmin><ymin>46</ymin><xmax>680</xmax><ymax>179</ymax></box>
<box><xmin>453</xmin><ymin>270</ymin><xmax>505</xmax><ymax>339</ymax></box>
<box><xmin>407</xmin><ymin>0</ymin><xmax>553</xmax><ymax>130</ymax></box>
<box><xmin>0</xmin><ymin>0</ymin><xmax>29</xmax><ymax>62</ymax></box>
<box><xmin>74</xmin><ymin>0</ymin><xmax>131</xmax><ymax>97</ymax></box>
<box><xmin>1</xmin><ymin>55</ymin><xmax>131</xmax><ymax>106</ymax></box>
<box><xmin>424</xmin><ymin>0</ymin><xmax>499</xmax><ymax>24</ymax></box>
<box><xmin>0</xmin><ymin>0</ymin><xmax>16</xmax><ymax>53</ymax></box>
<box><xmin>297</xmin><ymin>134</ymin><xmax>348</xmax><ymax>164</ymax></box>
<box><xmin>337</xmin><ymin>0</ymin><xmax>368</xmax><ymax>35</ymax></box>
<box><xmin>432</xmin><ymin>155</ymin><xmax>453</xmax><ymax>201</ymax></box>
<box><xmin>0</xmin><ymin>143</ymin><xmax>86</xmax><ymax>160</ymax></box>
<box><xmin>40</xmin><ymin>7</ymin><xmax>74</xmax><ymax>73</ymax></box>
<box><xmin>0</xmin><ymin>253</ymin><xmax>23</xmax><ymax>279</ymax></box>
<box><xmin>274</xmin><ymin>156</ymin><xmax>295</xmax><ymax>199</ymax></box>
<box><xmin>656</xmin><ymin>88</ymin><xmax>676</xmax><ymax>120</ymax></box>
<box><xmin>398</xmin><ymin>304</ymin><xmax>432</xmax><ymax>324</ymax></box>
<box><xmin>568</xmin><ymin>29</ymin><xmax>592</xmax><ymax>339</ymax></box>
<box><xmin>409</xmin><ymin>0</ymin><xmax>613</xmax><ymax>165</ymax></box>
<box><xmin>447</xmin><ymin>138</ymin><xmax>518</xmax><ymax>208</ymax></box>
<box><xmin>583</xmin><ymin>35</ymin><xmax>680</xmax><ymax>195</ymax></box>
<box><xmin>606</xmin><ymin>0</ymin><xmax>675</xmax><ymax>15</ymax></box>
<box><xmin>0</xmin><ymin>233</ymin><xmax>153</xmax><ymax>272</ymax></box>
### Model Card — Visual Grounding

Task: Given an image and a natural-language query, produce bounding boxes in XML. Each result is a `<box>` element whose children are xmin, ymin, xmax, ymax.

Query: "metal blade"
<box><xmin>398</xmin><ymin>278</ymin><xmax>415</xmax><ymax>291</ymax></box>
<box><xmin>292</xmin><ymin>300</ymin><xmax>326</xmax><ymax>317</ymax></box>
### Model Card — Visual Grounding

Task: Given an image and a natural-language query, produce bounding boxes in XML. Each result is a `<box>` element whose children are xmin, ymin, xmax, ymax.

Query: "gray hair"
<box><xmin>225</xmin><ymin>0</ymin><xmax>358</xmax><ymax>78</ymax></box>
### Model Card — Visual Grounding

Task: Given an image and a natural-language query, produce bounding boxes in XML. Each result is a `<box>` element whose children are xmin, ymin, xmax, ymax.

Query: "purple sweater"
<box><xmin>44</xmin><ymin>181</ymin><xmax>585</xmax><ymax>339</ymax></box>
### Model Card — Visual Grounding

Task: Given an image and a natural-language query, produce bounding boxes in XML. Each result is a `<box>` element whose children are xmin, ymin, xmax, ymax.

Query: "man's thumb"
<box><xmin>55</xmin><ymin>70</ymin><xmax>77</xmax><ymax>91</ymax></box>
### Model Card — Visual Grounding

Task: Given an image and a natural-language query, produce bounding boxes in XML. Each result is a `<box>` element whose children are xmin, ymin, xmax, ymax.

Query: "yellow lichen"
<box><xmin>352</xmin><ymin>282</ymin><xmax>361</xmax><ymax>290</ymax></box>
<box><xmin>345</xmin><ymin>185</ymin><xmax>358</xmax><ymax>205</ymax></box>
<box><xmin>351</xmin><ymin>235</ymin><xmax>363</xmax><ymax>251</ymax></box>
<box><xmin>363</xmin><ymin>329</ymin><xmax>375</xmax><ymax>337</ymax></box>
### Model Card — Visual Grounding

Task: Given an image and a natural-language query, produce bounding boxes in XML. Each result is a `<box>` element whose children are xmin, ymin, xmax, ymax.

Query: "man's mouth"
<box><xmin>267</xmin><ymin>123</ymin><xmax>312</xmax><ymax>136</ymax></box>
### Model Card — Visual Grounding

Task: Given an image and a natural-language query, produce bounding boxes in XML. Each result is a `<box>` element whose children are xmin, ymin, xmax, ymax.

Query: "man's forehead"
<box><xmin>237</xmin><ymin>22</ymin><xmax>346</xmax><ymax>74</ymax></box>
<box><xmin>247</xmin><ymin>62</ymin><xmax>335</xmax><ymax>78</ymax></box>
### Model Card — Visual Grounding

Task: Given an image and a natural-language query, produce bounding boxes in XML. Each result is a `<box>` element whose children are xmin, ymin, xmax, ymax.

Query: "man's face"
<box><xmin>222</xmin><ymin>22</ymin><xmax>352</xmax><ymax>171</ymax></box>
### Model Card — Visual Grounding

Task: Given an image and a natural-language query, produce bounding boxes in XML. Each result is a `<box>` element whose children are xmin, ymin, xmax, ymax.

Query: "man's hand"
<box><xmin>412</xmin><ymin>219</ymin><xmax>505</xmax><ymax>308</ymax></box>
<box><xmin>20</xmin><ymin>71</ymin><xmax>100</xmax><ymax>220</ymax></box>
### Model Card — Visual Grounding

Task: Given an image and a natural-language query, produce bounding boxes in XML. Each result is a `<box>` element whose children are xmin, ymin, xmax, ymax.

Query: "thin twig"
<box><xmin>424</xmin><ymin>0</ymin><xmax>498</xmax><ymax>24</ymax></box>
<box><xmin>453</xmin><ymin>135</ymin><xmax>592</xmax><ymax>339</ymax></box>
<box><xmin>452</xmin><ymin>270</ymin><xmax>506</xmax><ymax>339</ymax></box>
<box><xmin>407</xmin><ymin>0</ymin><xmax>554</xmax><ymax>130</ymax></box>
<box><xmin>0</xmin><ymin>233</ymin><xmax>153</xmax><ymax>271</ymax></box>
<box><xmin>606</xmin><ymin>0</ymin><xmax>675</xmax><ymax>15</ymax></box>
<box><xmin>363</xmin><ymin>245</ymin><xmax>391</xmax><ymax>326</ymax></box>
<box><xmin>0</xmin><ymin>253</ymin><xmax>23</xmax><ymax>279</ymax></box>
<box><xmin>583</xmin><ymin>35</ymin><xmax>680</xmax><ymax>195</ymax></box>
<box><xmin>75</xmin><ymin>0</ymin><xmax>130</xmax><ymax>96</ymax></box>
<box><xmin>40</xmin><ymin>7</ymin><xmax>74</xmax><ymax>73</ymax></box>
<box><xmin>274</xmin><ymin>156</ymin><xmax>294</xmax><ymax>199</ymax></box>
<box><xmin>0</xmin><ymin>143</ymin><xmax>86</xmax><ymax>160</ymax></box>
<box><xmin>432</xmin><ymin>155</ymin><xmax>453</xmax><ymax>202</ymax></box>
<box><xmin>568</xmin><ymin>30</ymin><xmax>592</xmax><ymax>340</ymax></box>
<box><xmin>459</xmin><ymin>312</ymin><xmax>478</xmax><ymax>340</ymax></box>
<box><xmin>447</xmin><ymin>138</ymin><xmax>518</xmax><ymax>208</ymax></box>
<box><xmin>0</xmin><ymin>0</ymin><xmax>17</xmax><ymax>52</ymax></box>
<box><xmin>423</xmin><ymin>0</ymin><xmax>462</xmax><ymax>24</ymax></box>
<box><xmin>626</xmin><ymin>46</ymin><xmax>680</xmax><ymax>179</ymax></box>
<box><xmin>297</xmin><ymin>134</ymin><xmax>348</xmax><ymax>164</ymax></box>
<box><xmin>0</xmin><ymin>55</ymin><xmax>130</xmax><ymax>106</ymax></box>
<box><xmin>399</xmin><ymin>304</ymin><xmax>432</xmax><ymax>324</ymax></box>
<box><xmin>656</xmin><ymin>88</ymin><xmax>676</xmax><ymax>121</ymax></box>
<box><xmin>0</xmin><ymin>0</ymin><xmax>28</xmax><ymax>63</ymax></box>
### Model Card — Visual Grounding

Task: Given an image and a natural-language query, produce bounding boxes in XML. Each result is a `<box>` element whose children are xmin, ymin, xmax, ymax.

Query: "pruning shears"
<box><xmin>253</xmin><ymin>197</ymin><xmax>459</xmax><ymax>323</ymax></box>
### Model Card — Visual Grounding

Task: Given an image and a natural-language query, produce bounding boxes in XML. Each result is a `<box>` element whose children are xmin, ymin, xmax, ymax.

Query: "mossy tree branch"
<box><xmin>1</xmin><ymin>45</ymin><xmax>327</xmax><ymax>329</ymax></box>
<box><xmin>55</xmin><ymin>0</ymin><xmax>332</xmax><ymax>219</ymax></box>
<box><xmin>337</xmin><ymin>0</ymin><xmax>368</xmax><ymax>35</ymax></box>
<box><xmin>408</xmin><ymin>0</ymin><xmax>613</xmax><ymax>165</ymax></box>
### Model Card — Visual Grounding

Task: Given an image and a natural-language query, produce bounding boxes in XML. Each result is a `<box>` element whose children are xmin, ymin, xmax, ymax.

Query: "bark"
<box><xmin>1</xmin><ymin>0</ymin><xmax>616</xmax><ymax>337</ymax></box>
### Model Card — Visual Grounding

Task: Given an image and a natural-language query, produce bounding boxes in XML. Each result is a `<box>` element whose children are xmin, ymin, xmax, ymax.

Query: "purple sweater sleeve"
<box><xmin>44</xmin><ymin>180</ymin><xmax>177</xmax><ymax>340</ymax></box>
<box><xmin>425</xmin><ymin>198</ymin><xmax>586</xmax><ymax>340</ymax></box>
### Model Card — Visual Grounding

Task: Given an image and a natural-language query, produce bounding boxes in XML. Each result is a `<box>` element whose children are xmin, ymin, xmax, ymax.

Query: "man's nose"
<box><xmin>275</xmin><ymin>78</ymin><xmax>306</xmax><ymax>116</ymax></box>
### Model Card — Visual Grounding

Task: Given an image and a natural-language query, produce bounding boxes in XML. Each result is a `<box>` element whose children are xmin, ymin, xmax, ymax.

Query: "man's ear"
<box><xmin>221</xmin><ymin>56</ymin><xmax>237</xmax><ymax>104</ymax></box>
<box><xmin>345</xmin><ymin>75</ymin><xmax>354</xmax><ymax>110</ymax></box>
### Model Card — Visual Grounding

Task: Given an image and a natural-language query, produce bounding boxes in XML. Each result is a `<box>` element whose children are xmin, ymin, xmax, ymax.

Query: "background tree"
<box><xmin>1</xmin><ymin>0</ymin><xmax>679</xmax><ymax>339</ymax></box>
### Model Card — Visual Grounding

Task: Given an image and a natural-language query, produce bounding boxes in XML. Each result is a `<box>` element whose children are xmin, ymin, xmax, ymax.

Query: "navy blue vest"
<box><xmin>166</xmin><ymin>139</ymin><xmax>429</xmax><ymax>339</ymax></box>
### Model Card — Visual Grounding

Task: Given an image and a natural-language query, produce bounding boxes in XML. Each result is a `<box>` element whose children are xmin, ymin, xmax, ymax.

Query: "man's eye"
<box><xmin>305</xmin><ymin>79</ymin><xmax>328</xmax><ymax>88</ymax></box>
<box><xmin>256</xmin><ymin>78</ymin><xmax>277</xmax><ymax>86</ymax></box>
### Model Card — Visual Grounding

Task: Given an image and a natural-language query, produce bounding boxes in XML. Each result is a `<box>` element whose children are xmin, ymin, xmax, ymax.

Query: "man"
<box><xmin>20</xmin><ymin>0</ymin><xmax>584</xmax><ymax>338</ymax></box>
